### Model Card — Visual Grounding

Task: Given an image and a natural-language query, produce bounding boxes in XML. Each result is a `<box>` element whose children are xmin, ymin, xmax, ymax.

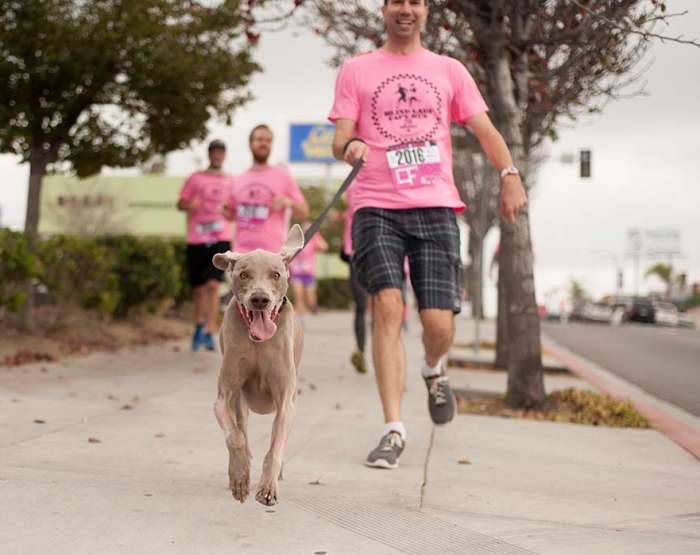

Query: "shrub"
<box><xmin>316</xmin><ymin>277</ymin><xmax>352</xmax><ymax>309</ymax></box>
<box><xmin>0</xmin><ymin>229</ymin><xmax>40</xmax><ymax>312</ymax></box>
<box><xmin>37</xmin><ymin>235</ymin><xmax>120</xmax><ymax>316</ymax></box>
<box><xmin>98</xmin><ymin>235</ymin><xmax>181</xmax><ymax>316</ymax></box>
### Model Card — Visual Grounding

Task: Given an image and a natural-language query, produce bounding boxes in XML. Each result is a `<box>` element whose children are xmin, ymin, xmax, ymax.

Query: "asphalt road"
<box><xmin>542</xmin><ymin>321</ymin><xmax>700</xmax><ymax>417</ymax></box>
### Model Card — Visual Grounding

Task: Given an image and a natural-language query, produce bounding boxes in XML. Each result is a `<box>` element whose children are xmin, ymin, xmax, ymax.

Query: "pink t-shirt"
<box><xmin>229</xmin><ymin>165</ymin><xmax>306</xmax><ymax>253</ymax></box>
<box><xmin>328</xmin><ymin>48</ymin><xmax>488</xmax><ymax>211</ymax></box>
<box><xmin>179</xmin><ymin>172</ymin><xmax>235</xmax><ymax>245</ymax></box>
<box><xmin>289</xmin><ymin>234</ymin><xmax>322</xmax><ymax>277</ymax></box>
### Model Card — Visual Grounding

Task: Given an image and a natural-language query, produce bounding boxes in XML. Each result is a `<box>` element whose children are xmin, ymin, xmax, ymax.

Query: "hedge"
<box><xmin>0</xmin><ymin>232</ymin><xmax>352</xmax><ymax>316</ymax></box>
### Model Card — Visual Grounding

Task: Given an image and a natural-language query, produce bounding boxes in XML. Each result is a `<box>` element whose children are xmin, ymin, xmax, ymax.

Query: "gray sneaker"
<box><xmin>365</xmin><ymin>432</ymin><xmax>405</xmax><ymax>469</ymax></box>
<box><xmin>424</xmin><ymin>373</ymin><xmax>456</xmax><ymax>425</ymax></box>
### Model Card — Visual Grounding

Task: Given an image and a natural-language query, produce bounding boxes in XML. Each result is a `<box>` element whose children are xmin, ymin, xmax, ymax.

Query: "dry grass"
<box><xmin>456</xmin><ymin>387</ymin><xmax>650</xmax><ymax>428</ymax></box>
<box><xmin>1</xmin><ymin>304</ymin><xmax>191</xmax><ymax>367</ymax></box>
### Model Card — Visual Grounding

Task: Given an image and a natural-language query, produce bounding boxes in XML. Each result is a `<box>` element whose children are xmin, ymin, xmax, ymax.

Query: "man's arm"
<box><xmin>332</xmin><ymin>118</ymin><xmax>368</xmax><ymax>164</ymax></box>
<box><xmin>466</xmin><ymin>112</ymin><xmax>527</xmax><ymax>224</ymax></box>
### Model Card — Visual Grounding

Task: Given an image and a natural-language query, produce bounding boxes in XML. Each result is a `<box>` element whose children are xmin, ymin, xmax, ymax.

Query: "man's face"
<box><xmin>208</xmin><ymin>147</ymin><xmax>226</xmax><ymax>170</ymax></box>
<box><xmin>250</xmin><ymin>128</ymin><xmax>273</xmax><ymax>164</ymax></box>
<box><xmin>382</xmin><ymin>0</ymin><xmax>427</xmax><ymax>40</ymax></box>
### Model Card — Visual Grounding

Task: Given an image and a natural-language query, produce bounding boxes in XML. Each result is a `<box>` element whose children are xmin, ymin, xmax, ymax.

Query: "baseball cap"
<box><xmin>208</xmin><ymin>139</ymin><xmax>226</xmax><ymax>151</ymax></box>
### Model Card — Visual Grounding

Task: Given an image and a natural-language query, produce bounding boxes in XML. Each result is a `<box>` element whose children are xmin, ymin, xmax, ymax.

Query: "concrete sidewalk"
<box><xmin>1</xmin><ymin>312</ymin><xmax>699</xmax><ymax>554</ymax></box>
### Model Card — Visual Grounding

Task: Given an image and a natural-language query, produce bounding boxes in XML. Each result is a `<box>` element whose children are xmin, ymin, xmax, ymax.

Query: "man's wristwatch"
<box><xmin>499</xmin><ymin>166</ymin><xmax>520</xmax><ymax>179</ymax></box>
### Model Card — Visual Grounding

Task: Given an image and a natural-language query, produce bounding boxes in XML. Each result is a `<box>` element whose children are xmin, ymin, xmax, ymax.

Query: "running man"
<box><xmin>329</xmin><ymin>0</ymin><xmax>527</xmax><ymax>468</ymax></box>
<box><xmin>177</xmin><ymin>139</ymin><xmax>235</xmax><ymax>351</ymax></box>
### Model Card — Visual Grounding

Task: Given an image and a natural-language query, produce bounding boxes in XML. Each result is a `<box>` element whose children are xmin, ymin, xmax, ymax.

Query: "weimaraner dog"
<box><xmin>212</xmin><ymin>225</ymin><xmax>304</xmax><ymax>506</ymax></box>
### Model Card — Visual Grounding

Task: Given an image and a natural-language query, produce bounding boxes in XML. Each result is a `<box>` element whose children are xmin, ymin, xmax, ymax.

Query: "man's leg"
<box><xmin>371</xmin><ymin>288</ymin><xmax>406</xmax><ymax>423</ymax></box>
<box><xmin>291</xmin><ymin>281</ymin><xmax>307</xmax><ymax>315</ymax></box>
<box><xmin>419</xmin><ymin>309</ymin><xmax>457</xmax><ymax>424</ymax></box>
<box><xmin>191</xmin><ymin>283</ymin><xmax>206</xmax><ymax>351</ymax></box>
<box><xmin>199</xmin><ymin>279</ymin><xmax>222</xmax><ymax>351</ymax></box>
<box><xmin>204</xmin><ymin>279</ymin><xmax>221</xmax><ymax>334</ymax></box>
<box><xmin>420</xmin><ymin>309</ymin><xmax>455</xmax><ymax>367</ymax></box>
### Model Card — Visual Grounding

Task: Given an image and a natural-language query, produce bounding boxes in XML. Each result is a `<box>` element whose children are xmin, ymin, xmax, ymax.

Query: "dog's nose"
<box><xmin>250</xmin><ymin>294</ymin><xmax>271</xmax><ymax>310</ymax></box>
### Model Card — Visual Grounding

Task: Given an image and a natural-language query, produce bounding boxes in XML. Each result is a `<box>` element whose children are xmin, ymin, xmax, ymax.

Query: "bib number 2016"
<box><xmin>386</xmin><ymin>143</ymin><xmax>441</xmax><ymax>190</ymax></box>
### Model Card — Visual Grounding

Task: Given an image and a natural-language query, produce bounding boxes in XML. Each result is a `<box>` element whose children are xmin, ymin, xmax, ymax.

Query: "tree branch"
<box><xmin>569</xmin><ymin>0</ymin><xmax>700</xmax><ymax>47</ymax></box>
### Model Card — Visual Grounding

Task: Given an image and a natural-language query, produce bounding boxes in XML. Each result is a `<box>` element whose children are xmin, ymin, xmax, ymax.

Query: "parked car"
<box><xmin>609</xmin><ymin>296</ymin><xmax>655</xmax><ymax>325</ymax></box>
<box><xmin>652</xmin><ymin>301</ymin><xmax>680</xmax><ymax>327</ymax></box>
<box><xmin>571</xmin><ymin>300</ymin><xmax>613</xmax><ymax>324</ymax></box>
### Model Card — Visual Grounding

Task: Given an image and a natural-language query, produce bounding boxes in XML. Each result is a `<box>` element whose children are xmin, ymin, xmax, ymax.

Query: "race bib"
<box><xmin>196</xmin><ymin>219</ymin><xmax>224</xmax><ymax>235</ymax></box>
<box><xmin>237</xmin><ymin>204</ymin><xmax>270</xmax><ymax>228</ymax></box>
<box><xmin>386</xmin><ymin>142</ymin><xmax>441</xmax><ymax>189</ymax></box>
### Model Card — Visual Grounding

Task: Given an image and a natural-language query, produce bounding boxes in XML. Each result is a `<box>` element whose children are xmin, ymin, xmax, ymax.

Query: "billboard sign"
<box><xmin>289</xmin><ymin>123</ymin><xmax>336</xmax><ymax>164</ymax></box>
<box><xmin>626</xmin><ymin>228</ymin><xmax>682</xmax><ymax>258</ymax></box>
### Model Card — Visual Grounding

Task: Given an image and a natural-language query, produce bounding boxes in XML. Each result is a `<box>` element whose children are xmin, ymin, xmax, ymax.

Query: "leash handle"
<box><xmin>296</xmin><ymin>160</ymin><xmax>364</xmax><ymax>256</ymax></box>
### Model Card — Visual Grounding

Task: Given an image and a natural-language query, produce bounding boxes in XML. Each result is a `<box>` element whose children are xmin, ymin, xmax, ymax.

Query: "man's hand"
<box><xmin>222</xmin><ymin>204</ymin><xmax>235</xmax><ymax>221</ymax></box>
<box><xmin>500</xmin><ymin>176</ymin><xmax>527</xmax><ymax>224</ymax></box>
<box><xmin>271</xmin><ymin>195</ymin><xmax>292</xmax><ymax>210</ymax></box>
<box><xmin>344</xmin><ymin>139</ymin><xmax>369</xmax><ymax>165</ymax></box>
<box><xmin>178</xmin><ymin>196</ymin><xmax>201</xmax><ymax>214</ymax></box>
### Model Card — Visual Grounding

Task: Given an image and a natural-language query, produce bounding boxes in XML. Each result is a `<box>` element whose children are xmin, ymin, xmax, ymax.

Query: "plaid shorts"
<box><xmin>352</xmin><ymin>207</ymin><xmax>462</xmax><ymax>313</ymax></box>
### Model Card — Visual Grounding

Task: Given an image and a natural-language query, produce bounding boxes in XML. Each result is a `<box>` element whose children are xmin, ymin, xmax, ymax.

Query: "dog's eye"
<box><xmin>271</xmin><ymin>271</ymin><xmax>281</xmax><ymax>281</ymax></box>
<box><xmin>239</xmin><ymin>271</ymin><xmax>250</xmax><ymax>280</ymax></box>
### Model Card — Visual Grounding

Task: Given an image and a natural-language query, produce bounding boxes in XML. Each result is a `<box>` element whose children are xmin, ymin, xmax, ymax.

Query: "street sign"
<box><xmin>579</xmin><ymin>149</ymin><xmax>591</xmax><ymax>178</ymax></box>
<box><xmin>644</xmin><ymin>229</ymin><xmax>682</xmax><ymax>258</ymax></box>
<box><xmin>289</xmin><ymin>123</ymin><xmax>336</xmax><ymax>164</ymax></box>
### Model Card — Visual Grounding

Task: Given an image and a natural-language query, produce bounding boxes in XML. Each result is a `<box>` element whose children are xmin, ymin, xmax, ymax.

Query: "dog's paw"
<box><xmin>255</xmin><ymin>479</ymin><xmax>279</xmax><ymax>506</ymax></box>
<box><xmin>229</xmin><ymin>472</ymin><xmax>250</xmax><ymax>503</ymax></box>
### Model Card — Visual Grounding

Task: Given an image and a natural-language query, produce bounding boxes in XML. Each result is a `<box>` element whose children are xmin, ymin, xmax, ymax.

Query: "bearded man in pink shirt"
<box><xmin>228</xmin><ymin>125</ymin><xmax>309</xmax><ymax>254</ymax></box>
<box><xmin>178</xmin><ymin>139</ymin><xmax>236</xmax><ymax>352</ymax></box>
<box><xmin>329</xmin><ymin>0</ymin><xmax>527</xmax><ymax>469</ymax></box>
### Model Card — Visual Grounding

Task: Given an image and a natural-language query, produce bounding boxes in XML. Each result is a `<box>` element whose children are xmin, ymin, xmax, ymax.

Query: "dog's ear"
<box><xmin>280</xmin><ymin>224</ymin><xmax>305</xmax><ymax>264</ymax></box>
<box><xmin>212</xmin><ymin>251</ymin><xmax>241</xmax><ymax>270</ymax></box>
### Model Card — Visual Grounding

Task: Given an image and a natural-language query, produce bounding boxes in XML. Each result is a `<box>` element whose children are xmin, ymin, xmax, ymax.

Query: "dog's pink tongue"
<box><xmin>250</xmin><ymin>310</ymin><xmax>277</xmax><ymax>341</ymax></box>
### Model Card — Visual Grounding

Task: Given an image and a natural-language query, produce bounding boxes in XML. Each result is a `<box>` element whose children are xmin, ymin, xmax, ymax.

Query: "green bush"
<box><xmin>167</xmin><ymin>237</ymin><xmax>191</xmax><ymax>305</ymax></box>
<box><xmin>98</xmin><ymin>235</ymin><xmax>181</xmax><ymax>316</ymax></box>
<box><xmin>0</xmin><ymin>229</ymin><xmax>40</xmax><ymax>312</ymax></box>
<box><xmin>681</xmin><ymin>294</ymin><xmax>700</xmax><ymax>311</ymax></box>
<box><xmin>316</xmin><ymin>277</ymin><xmax>352</xmax><ymax>309</ymax></box>
<box><xmin>37</xmin><ymin>235</ymin><xmax>120</xmax><ymax>316</ymax></box>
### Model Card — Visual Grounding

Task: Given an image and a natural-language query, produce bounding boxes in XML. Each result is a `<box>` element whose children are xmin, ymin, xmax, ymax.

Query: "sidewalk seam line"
<box><xmin>419</xmin><ymin>425</ymin><xmax>435</xmax><ymax>510</ymax></box>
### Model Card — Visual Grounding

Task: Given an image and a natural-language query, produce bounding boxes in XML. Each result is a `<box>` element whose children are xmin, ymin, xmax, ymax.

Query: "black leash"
<box><xmin>291</xmin><ymin>160</ymin><xmax>364</xmax><ymax>261</ymax></box>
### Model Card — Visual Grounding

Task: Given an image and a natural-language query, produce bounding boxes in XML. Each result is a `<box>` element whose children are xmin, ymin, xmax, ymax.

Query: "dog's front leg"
<box><xmin>214</xmin><ymin>389</ymin><xmax>250</xmax><ymax>503</ymax></box>
<box><xmin>255</xmin><ymin>391</ymin><xmax>294</xmax><ymax>506</ymax></box>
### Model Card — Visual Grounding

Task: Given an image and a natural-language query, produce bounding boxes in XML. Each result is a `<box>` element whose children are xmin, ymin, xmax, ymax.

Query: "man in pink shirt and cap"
<box><xmin>329</xmin><ymin>0</ymin><xmax>527</xmax><ymax>469</ymax></box>
<box><xmin>178</xmin><ymin>139</ymin><xmax>236</xmax><ymax>352</ymax></box>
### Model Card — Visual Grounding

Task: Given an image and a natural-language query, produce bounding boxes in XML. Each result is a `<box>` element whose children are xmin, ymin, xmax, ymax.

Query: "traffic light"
<box><xmin>580</xmin><ymin>149</ymin><xmax>591</xmax><ymax>178</ymax></box>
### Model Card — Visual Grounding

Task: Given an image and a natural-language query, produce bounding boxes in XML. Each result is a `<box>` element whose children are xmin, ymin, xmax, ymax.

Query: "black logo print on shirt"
<box><xmin>371</xmin><ymin>73</ymin><xmax>443</xmax><ymax>144</ymax></box>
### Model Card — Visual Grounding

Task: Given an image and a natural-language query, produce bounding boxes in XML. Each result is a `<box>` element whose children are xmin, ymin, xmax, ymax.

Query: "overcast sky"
<box><xmin>1</xmin><ymin>1</ymin><xmax>698</xmax><ymax>315</ymax></box>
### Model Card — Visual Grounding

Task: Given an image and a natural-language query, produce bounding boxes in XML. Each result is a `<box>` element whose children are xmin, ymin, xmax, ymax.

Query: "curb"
<box><xmin>542</xmin><ymin>333</ymin><xmax>700</xmax><ymax>461</ymax></box>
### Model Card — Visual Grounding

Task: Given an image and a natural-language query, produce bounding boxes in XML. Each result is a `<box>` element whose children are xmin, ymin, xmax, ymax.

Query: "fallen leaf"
<box><xmin>33</xmin><ymin>419</ymin><xmax>46</xmax><ymax>424</ymax></box>
<box><xmin>458</xmin><ymin>459</ymin><xmax>471</xmax><ymax>465</ymax></box>
<box><xmin>88</xmin><ymin>437</ymin><xmax>102</xmax><ymax>444</ymax></box>
<box><xmin>309</xmin><ymin>383</ymin><xmax>317</xmax><ymax>391</ymax></box>
<box><xmin>107</xmin><ymin>394</ymin><xmax>119</xmax><ymax>401</ymax></box>
<box><xmin>334</xmin><ymin>403</ymin><xmax>342</xmax><ymax>410</ymax></box>
<box><xmin>131</xmin><ymin>396</ymin><xmax>140</xmax><ymax>403</ymax></box>
<box><xmin>121</xmin><ymin>404</ymin><xmax>133</xmax><ymax>411</ymax></box>
<box><xmin>154</xmin><ymin>433</ymin><xmax>166</xmax><ymax>438</ymax></box>
<box><xmin>308</xmin><ymin>478</ymin><xmax>324</xmax><ymax>486</ymax></box>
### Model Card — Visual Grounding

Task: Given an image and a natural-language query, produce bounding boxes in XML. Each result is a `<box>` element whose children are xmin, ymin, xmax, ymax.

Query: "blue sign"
<box><xmin>289</xmin><ymin>123</ymin><xmax>336</xmax><ymax>164</ymax></box>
